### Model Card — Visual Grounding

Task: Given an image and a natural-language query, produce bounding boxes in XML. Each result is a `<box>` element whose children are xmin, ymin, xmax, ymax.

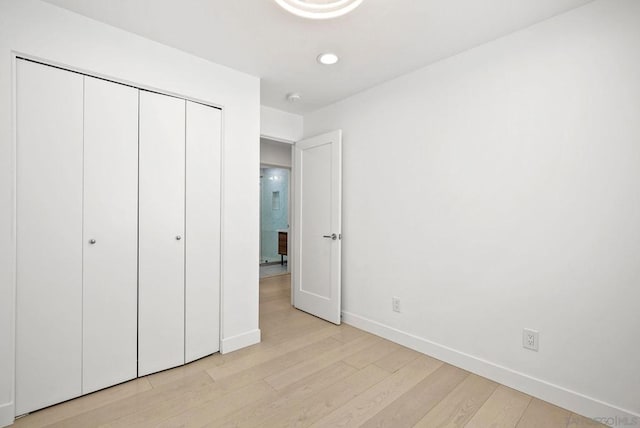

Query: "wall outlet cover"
<box><xmin>392</xmin><ymin>297</ymin><xmax>401</xmax><ymax>313</ymax></box>
<box><xmin>523</xmin><ymin>328</ymin><xmax>539</xmax><ymax>351</ymax></box>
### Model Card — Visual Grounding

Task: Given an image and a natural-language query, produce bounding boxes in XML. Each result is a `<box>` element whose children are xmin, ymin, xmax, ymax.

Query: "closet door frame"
<box><xmin>9</xmin><ymin>54</ymin><xmax>225</xmax><ymax>416</ymax></box>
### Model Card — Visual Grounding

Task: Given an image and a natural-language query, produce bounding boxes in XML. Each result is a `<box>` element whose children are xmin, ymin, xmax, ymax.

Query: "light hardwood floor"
<box><xmin>12</xmin><ymin>274</ymin><xmax>604</xmax><ymax>428</ymax></box>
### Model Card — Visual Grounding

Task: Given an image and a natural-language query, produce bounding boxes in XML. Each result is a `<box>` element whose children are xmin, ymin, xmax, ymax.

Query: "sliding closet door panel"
<box><xmin>16</xmin><ymin>60</ymin><xmax>84</xmax><ymax>414</ymax></box>
<box><xmin>138</xmin><ymin>91</ymin><xmax>186</xmax><ymax>376</ymax></box>
<box><xmin>82</xmin><ymin>77</ymin><xmax>138</xmax><ymax>394</ymax></box>
<box><xmin>185</xmin><ymin>102</ymin><xmax>221</xmax><ymax>363</ymax></box>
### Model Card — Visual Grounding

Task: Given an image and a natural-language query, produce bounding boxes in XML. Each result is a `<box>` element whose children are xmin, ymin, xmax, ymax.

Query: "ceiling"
<box><xmin>43</xmin><ymin>0</ymin><xmax>593</xmax><ymax>114</ymax></box>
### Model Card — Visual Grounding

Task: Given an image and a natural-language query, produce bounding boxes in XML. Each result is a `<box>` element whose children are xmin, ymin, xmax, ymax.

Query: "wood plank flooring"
<box><xmin>12</xmin><ymin>274</ymin><xmax>604</xmax><ymax>428</ymax></box>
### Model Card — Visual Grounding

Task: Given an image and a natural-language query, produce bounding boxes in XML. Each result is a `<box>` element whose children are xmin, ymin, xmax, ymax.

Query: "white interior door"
<box><xmin>293</xmin><ymin>130</ymin><xmax>342</xmax><ymax>324</ymax></box>
<box><xmin>82</xmin><ymin>76</ymin><xmax>138</xmax><ymax>393</ymax></box>
<box><xmin>185</xmin><ymin>101</ymin><xmax>221</xmax><ymax>363</ymax></box>
<box><xmin>138</xmin><ymin>91</ymin><xmax>186</xmax><ymax>376</ymax></box>
<box><xmin>16</xmin><ymin>59</ymin><xmax>84</xmax><ymax>414</ymax></box>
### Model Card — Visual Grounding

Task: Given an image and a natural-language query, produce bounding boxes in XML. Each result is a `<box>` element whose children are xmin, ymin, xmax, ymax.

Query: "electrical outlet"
<box><xmin>523</xmin><ymin>328</ymin><xmax>539</xmax><ymax>351</ymax></box>
<box><xmin>392</xmin><ymin>297</ymin><xmax>401</xmax><ymax>313</ymax></box>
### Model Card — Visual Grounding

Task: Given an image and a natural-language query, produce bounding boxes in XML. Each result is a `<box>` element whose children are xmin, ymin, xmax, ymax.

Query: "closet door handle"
<box><xmin>89</xmin><ymin>239</ymin><xmax>96</xmax><ymax>244</ymax></box>
<box><xmin>176</xmin><ymin>235</ymin><xmax>182</xmax><ymax>241</ymax></box>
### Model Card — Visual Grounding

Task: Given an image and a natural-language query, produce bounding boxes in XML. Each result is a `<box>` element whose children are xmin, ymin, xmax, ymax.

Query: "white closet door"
<box><xmin>138</xmin><ymin>91</ymin><xmax>186</xmax><ymax>376</ymax></box>
<box><xmin>16</xmin><ymin>60</ymin><xmax>84</xmax><ymax>414</ymax></box>
<box><xmin>82</xmin><ymin>77</ymin><xmax>138</xmax><ymax>393</ymax></box>
<box><xmin>185</xmin><ymin>102</ymin><xmax>221</xmax><ymax>363</ymax></box>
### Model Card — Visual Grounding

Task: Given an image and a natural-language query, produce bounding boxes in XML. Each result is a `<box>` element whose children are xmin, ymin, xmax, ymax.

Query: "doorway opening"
<box><xmin>259</xmin><ymin>130</ymin><xmax>342</xmax><ymax>323</ymax></box>
<box><xmin>259</xmin><ymin>138</ymin><xmax>293</xmax><ymax>280</ymax></box>
<box><xmin>260</xmin><ymin>166</ymin><xmax>289</xmax><ymax>277</ymax></box>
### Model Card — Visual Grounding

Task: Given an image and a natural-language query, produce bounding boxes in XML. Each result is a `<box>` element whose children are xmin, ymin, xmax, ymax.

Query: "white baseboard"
<box><xmin>220</xmin><ymin>329</ymin><xmax>261</xmax><ymax>354</ymax></box>
<box><xmin>0</xmin><ymin>401</ymin><xmax>14</xmax><ymax>428</ymax></box>
<box><xmin>342</xmin><ymin>311</ymin><xmax>640</xmax><ymax>427</ymax></box>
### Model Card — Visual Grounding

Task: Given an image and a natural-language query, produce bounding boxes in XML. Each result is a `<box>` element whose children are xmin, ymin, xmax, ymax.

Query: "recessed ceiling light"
<box><xmin>317</xmin><ymin>53</ymin><xmax>339</xmax><ymax>65</ymax></box>
<box><xmin>274</xmin><ymin>0</ymin><xmax>364</xmax><ymax>20</ymax></box>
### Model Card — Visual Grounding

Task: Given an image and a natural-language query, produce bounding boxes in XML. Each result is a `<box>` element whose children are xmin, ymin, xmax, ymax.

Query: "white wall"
<box><xmin>304</xmin><ymin>0</ymin><xmax>640</xmax><ymax>422</ymax></box>
<box><xmin>261</xmin><ymin>138</ymin><xmax>292</xmax><ymax>168</ymax></box>
<box><xmin>261</xmin><ymin>105</ymin><xmax>303</xmax><ymax>143</ymax></box>
<box><xmin>0</xmin><ymin>1</ymin><xmax>260</xmax><ymax>424</ymax></box>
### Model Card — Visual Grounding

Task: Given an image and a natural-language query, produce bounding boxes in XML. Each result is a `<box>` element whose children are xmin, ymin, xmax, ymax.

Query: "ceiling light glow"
<box><xmin>274</xmin><ymin>0</ymin><xmax>364</xmax><ymax>20</ymax></box>
<box><xmin>317</xmin><ymin>53</ymin><xmax>339</xmax><ymax>65</ymax></box>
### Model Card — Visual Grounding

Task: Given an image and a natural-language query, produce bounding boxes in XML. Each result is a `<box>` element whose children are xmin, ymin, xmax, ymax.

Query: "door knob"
<box><xmin>89</xmin><ymin>239</ymin><xmax>96</xmax><ymax>244</ymax></box>
<box><xmin>176</xmin><ymin>235</ymin><xmax>182</xmax><ymax>241</ymax></box>
<box><xmin>323</xmin><ymin>233</ymin><xmax>337</xmax><ymax>240</ymax></box>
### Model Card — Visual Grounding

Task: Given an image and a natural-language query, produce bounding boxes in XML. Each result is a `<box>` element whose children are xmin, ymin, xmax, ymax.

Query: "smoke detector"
<box><xmin>287</xmin><ymin>93</ymin><xmax>302</xmax><ymax>102</ymax></box>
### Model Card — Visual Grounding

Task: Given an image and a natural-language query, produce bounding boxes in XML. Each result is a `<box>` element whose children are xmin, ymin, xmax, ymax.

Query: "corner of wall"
<box><xmin>0</xmin><ymin>401</ymin><xmax>14</xmax><ymax>428</ymax></box>
<box><xmin>220</xmin><ymin>329</ymin><xmax>261</xmax><ymax>354</ymax></box>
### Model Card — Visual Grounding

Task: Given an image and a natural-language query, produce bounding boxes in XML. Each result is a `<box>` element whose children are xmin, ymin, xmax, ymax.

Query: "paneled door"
<box><xmin>82</xmin><ymin>76</ymin><xmax>139</xmax><ymax>393</ymax></box>
<box><xmin>293</xmin><ymin>130</ymin><xmax>343</xmax><ymax>324</ymax></box>
<box><xmin>16</xmin><ymin>59</ymin><xmax>84</xmax><ymax>414</ymax></box>
<box><xmin>138</xmin><ymin>91</ymin><xmax>186</xmax><ymax>376</ymax></box>
<box><xmin>185</xmin><ymin>101</ymin><xmax>222</xmax><ymax>362</ymax></box>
